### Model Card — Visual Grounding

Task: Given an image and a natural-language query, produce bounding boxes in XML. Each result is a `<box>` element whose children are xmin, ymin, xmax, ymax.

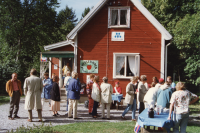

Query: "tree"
<box><xmin>141</xmin><ymin>0</ymin><xmax>200</xmax><ymax>87</ymax></box>
<box><xmin>0</xmin><ymin>1</ymin><xmax>78</xmax><ymax>94</ymax></box>
<box><xmin>80</xmin><ymin>7</ymin><xmax>91</xmax><ymax>21</ymax></box>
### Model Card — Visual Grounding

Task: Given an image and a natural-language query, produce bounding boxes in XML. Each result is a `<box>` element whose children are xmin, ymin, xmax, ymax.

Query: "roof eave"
<box><xmin>67</xmin><ymin>0</ymin><xmax>108</xmax><ymax>40</ymax></box>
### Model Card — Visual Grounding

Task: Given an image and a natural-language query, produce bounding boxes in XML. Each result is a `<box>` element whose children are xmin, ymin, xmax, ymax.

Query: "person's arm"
<box><xmin>23</xmin><ymin>79</ymin><xmax>28</xmax><ymax>95</ymax></box>
<box><xmin>118</xmin><ymin>87</ymin><xmax>122</xmax><ymax>94</ymax></box>
<box><xmin>126</xmin><ymin>84</ymin><xmax>134</xmax><ymax>95</ymax></box>
<box><xmin>40</xmin><ymin>79</ymin><xmax>43</xmax><ymax>93</ymax></box>
<box><xmin>168</xmin><ymin>102</ymin><xmax>174</xmax><ymax>120</ymax></box>
<box><xmin>5</xmin><ymin>80</ymin><xmax>10</xmax><ymax>93</ymax></box>
<box><xmin>189</xmin><ymin>97</ymin><xmax>199</xmax><ymax>105</ymax></box>
<box><xmin>140</xmin><ymin>85</ymin><xmax>148</xmax><ymax>94</ymax></box>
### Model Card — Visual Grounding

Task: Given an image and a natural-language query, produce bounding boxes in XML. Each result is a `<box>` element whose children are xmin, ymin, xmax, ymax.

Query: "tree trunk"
<box><xmin>16</xmin><ymin>39</ymin><xmax>21</xmax><ymax>62</ymax></box>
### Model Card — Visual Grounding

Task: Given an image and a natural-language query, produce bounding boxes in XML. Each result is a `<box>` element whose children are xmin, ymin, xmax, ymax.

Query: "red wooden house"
<box><xmin>42</xmin><ymin>0</ymin><xmax>172</xmax><ymax>96</ymax></box>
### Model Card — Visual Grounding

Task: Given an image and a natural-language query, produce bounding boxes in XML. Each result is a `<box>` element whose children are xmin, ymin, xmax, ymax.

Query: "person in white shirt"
<box><xmin>168</xmin><ymin>82</ymin><xmax>199</xmax><ymax>133</ymax></box>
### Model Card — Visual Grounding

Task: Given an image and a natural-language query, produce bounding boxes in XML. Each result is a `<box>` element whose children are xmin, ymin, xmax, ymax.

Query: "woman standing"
<box><xmin>50</xmin><ymin>75</ymin><xmax>60</xmax><ymax>116</ymax></box>
<box><xmin>121</xmin><ymin>77</ymin><xmax>137</xmax><ymax>121</ymax></box>
<box><xmin>168</xmin><ymin>82</ymin><xmax>199</xmax><ymax>133</ymax></box>
<box><xmin>138</xmin><ymin>75</ymin><xmax>148</xmax><ymax>114</ymax></box>
<box><xmin>100</xmin><ymin>77</ymin><xmax>113</xmax><ymax>120</ymax></box>
<box><xmin>91</xmin><ymin>76</ymin><xmax>100</xmax><ymax>118</ymax></box>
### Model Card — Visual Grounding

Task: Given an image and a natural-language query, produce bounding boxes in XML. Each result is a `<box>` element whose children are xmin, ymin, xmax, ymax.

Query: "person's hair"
<box><xmin>151</xmin><ymin>82</ymin><xmax>156</xmax><ymax>87</ymax></box>
<box><xmin>93</xmin><ymin>76</ymin><xmax>99</xmax><ymax>83</ymax></box>
<box><xmin>30</xmin><ymin>69</ymin><xmax>37</xmax><ymax>75</ymax></box>
<box><xmin>90</xmin><ymin>74</ymin><xmax>95</xmax><ymax>79</ymax></box>
<box><xmin>140</xmin><ymin>75</ymin><xmax>147</xmax><ymax>81</ymax></box>
<box><xmin>152</xmin><ymin>77</ymin><xmax>158</xmax><ymax>83</ymax></box>
<box><xmin>176</xmin><ymin>82</ymin><xmax>186</xmax><ymax>91</ymax></box>
<box><xmin>167</xmin><ymin>76</ymin><xmax>172</xmax><ymax>80</ymax></box>
<box><xmin>72</xmin><ymin>71</ymin><xmax>78</xmax><ymax>78</ymax></box>
<box><xmin>130</xmin><ymin>77</ymin><xmax>138</xmax><ymax>82</ymax></box>
<box><xmin>53</xmin><ymin>75</ymin><xmax>59</xmax><ymax>82</ymax></box>
<box><xmin>102</xmin><ymin>77</ymin><xmax>108</xmax><ymax>83</ymax></box>
<box><xmin>52</xmin><ymin>73</ymin><xmax>55</xmax><ymax>75</ymax></box>
<box><xmin>165</xmin><ymin>81</ymin><xmax>170</xmax><ymax>85</ymax></box>
<box><xmin>44</xmin><ymin>72</ymin><xmax>49</xmax><ymax>76</ymax></box>
<box><xmin>12</xmin><ymin>73</ymin><xmax>17</xmax><ymax>76</ymax></box>
<box><xmin>135</xmin><ymin>76</ymin><xmax>139</xmax><ymax>80</ymax></box>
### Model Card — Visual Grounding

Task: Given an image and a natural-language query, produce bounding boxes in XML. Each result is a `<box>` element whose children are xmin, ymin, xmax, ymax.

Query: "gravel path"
<box><xmin>0</xmin><ymin>98</ymin><xmax>138</xmax><ymax>133</ymax></box>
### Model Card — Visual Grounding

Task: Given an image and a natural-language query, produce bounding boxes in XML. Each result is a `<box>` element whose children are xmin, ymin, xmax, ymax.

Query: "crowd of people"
<box><xmin>5</xmin><ymin>69</ymin><xmax>199</xmax><ymax>133</ymax></box>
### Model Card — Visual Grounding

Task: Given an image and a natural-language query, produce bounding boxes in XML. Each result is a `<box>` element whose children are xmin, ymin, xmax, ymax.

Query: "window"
<box><xmin>113</xmin><ymin>53</ymin><xmax>140</xmax><ymax>79</ymax></box>
<box><xmin>108</xmin><ymin>7</ymin><xmax>130</xmax><ymax>28</ymax></box>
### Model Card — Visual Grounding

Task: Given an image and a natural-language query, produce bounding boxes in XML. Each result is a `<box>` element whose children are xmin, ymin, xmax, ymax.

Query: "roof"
<box><xmin>67</xmin><ymin>0</ymin><xmax>172</xmax><ymax>40</ymax></box>
<box><xmin>44</xmin><ymin>0</ymin><xmax>172</xmax><ymax>50</ymax></box>
<box><xmin>44</xmin><ymin>40</ymin><xmax>74</xmax><ymax>51</ymax></box>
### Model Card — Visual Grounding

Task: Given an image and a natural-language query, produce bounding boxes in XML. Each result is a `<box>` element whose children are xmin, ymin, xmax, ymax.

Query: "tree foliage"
<box><xmin>80</xmin><ymin>7</ymin><xmax>91</xmax><ymax>20</ymax></box>
<box><xmin>141</xmin><ymin>0</ymin><xmax>200</xmax><ymax>86</ymax></box>
<box><xmin>0</xmin><ymin>0</ymin><xmax>78</xmax><ymax>94</ymax></box>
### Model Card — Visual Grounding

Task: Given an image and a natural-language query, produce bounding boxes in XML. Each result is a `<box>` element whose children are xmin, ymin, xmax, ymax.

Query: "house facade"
<box><xmin>42</xmin><ymin>0</ymin><xmax>172</xmax><ymax>96</ymax></box>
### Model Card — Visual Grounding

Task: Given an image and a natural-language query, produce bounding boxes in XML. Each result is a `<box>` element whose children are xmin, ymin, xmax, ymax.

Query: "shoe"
<box><xmin>74</xmin><ymin>118</ymin><xmax>82</xmax><ymax>120</ymax></box>
<box><xmin>132</xmin><ymin>119</ymin><xmax>136</xmax><ymax>121</ymax></box>
<box><xmin>53</xmin><ymin>114</ymin><xmax>57</xmax><ymax>117</ymax></box>
<box><xmin>56</xmin><ymin>113</ymin><xmax>60</xmax><ymax>115</ymax></box>
<box><xmin>101</xmin><ymin>117</ymin><xmax>106</xmax><ymax>119</ymax></box>
<box><xmin>38</xmin><ymin>119</ymin><xmax>43</xmax><ymax>122</ymax></box>
<box><xmin>8</xmin><ymin>117</ymin><xmax>14</xmax><ymax>120</ymax></box>
<box><xmin>89</xmin><ymin>113</ymin><xmax>92</xmax><ymax>115</ymax></box>
<box><xmin>68</xmin><ymin>116</ymin><xmax>73</xmax><ymax>118</ymax></box>
<box><xmin>92</xmin><ymin>116</ymin><xmax>97</xmax><ymax>118</ymax></box>
<box><xmin>107</xmin><ymin>118</ymin><xmax>111</xmax><ymax>120</ymax></box>
<box><xmin>121</xmin><ymin>116</ymin><xmax>126</xmax><ymax>120</ymax></box>
<box><xmin>27</xmin><ymin>119</ymin><xmax>32</xmax><ymax>122</ymax></box>
<box><xmin>14</xmin><ymin>115</ymin><xmax>20</xmax><ymax>118</ymax></box>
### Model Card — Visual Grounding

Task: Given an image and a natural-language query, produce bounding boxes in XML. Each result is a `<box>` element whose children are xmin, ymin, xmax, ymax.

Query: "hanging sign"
<box><xmin>80</xmin><ymin>60</ymin><xmax>98</xmax><ymax>73</ymax></box>
<box><xmin>54</xmin><ymin>64</ymin><xmax>58</xmax><ymax>70</ymax></box>
<box><xmin>40</xmin><ymin>54</ymin><xmax>47</xmax><ymax>62</ymax></box>
<box><xmin>111</xmin><ymin>32</ymin><xmax>125</xmax><ymax>41</ymax></box>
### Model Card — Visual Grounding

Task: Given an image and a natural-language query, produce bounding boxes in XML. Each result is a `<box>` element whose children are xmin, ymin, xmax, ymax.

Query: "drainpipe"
<box><xmin>165</xmin><ymin>40</ymin><xmax>172</xmax><ymax>81</ymax></box>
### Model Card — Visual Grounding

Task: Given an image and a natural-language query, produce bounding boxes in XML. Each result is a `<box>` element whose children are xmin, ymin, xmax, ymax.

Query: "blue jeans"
<box><xmin>122</xmin><ymin>98</ymin><xmax>137</xmax><ymax>119</ymax></box>
<box><xmin>173</xmin><ymin>113</ymin><xmax>189</xmax><ymax>133</ymax></box>
<box><xmin>66</xmin><ymin>91</ymin><xmax>69</xmax><ymax>111</ymax></box>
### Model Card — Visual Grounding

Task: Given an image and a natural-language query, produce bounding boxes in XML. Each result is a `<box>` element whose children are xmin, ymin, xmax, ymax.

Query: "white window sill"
<box><xmin>108</xmin><ymin>25</ymin><xmax>130</xmax><ymax>28</ymax></box>
<box><xmin>113</xmin><ymin>76</ymin><xmax>133</xmax><ymax>79</ymax></box>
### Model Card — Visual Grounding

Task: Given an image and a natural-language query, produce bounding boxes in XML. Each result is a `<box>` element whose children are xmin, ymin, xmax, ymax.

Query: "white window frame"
<box><xmin>113</xmin><ymin>53</ymin><xmax>140</xmax><ymax>79</ymax></box>
<box><xmin>108</xmin><ymin>6</ymin><xmax>130</xmax><ymax>28</ymax></box>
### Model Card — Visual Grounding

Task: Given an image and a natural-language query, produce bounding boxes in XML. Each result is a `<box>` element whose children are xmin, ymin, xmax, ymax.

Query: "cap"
<box><xmin>115</xmin><ymin>81</ymin><xmax>119</xmax><ymax>84</ymax></box>
<box><xmin>159</xmin><ymin>78</ymin><xmax>164</xmax><ymax>83</ymax></box>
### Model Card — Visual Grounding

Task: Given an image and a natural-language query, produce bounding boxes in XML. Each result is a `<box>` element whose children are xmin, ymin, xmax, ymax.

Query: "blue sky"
<box><xmin>56</xmin><ymin>0</ymin><xmax>100</xmax><ymax>20</ymax></box>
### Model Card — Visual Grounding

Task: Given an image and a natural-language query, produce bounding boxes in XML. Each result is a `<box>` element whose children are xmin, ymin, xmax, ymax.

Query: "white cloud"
<box><xmin>56</xmin><ymin>0</ymin><xmax>100</xmax><ymax>20</ymax></box>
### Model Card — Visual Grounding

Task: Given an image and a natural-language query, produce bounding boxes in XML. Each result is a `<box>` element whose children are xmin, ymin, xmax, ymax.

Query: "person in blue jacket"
<box><xmin>68</xmin><ymin>71</ymin><xmax>81</xmax><ymax>119</ymax></box>
<box><xmin>41</xmin><ymin>73</ymin><xmax>53</xmax><ymax>108</ymax></box>
<box><xmin>156</xmin><ymin>81</ymin><xmax>173</xmax><ymax>108</ymax></box>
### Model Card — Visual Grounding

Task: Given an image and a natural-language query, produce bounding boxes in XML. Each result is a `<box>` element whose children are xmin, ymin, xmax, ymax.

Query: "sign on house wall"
<box><xmin>111</xmin><ymin>32</ymin><xmax>125</xmax><ymax>41</ymax></box>
<box><xmin>80</xmin><ymin>60</ymin><xmax>98</xmax><ymax>73</ymax></box>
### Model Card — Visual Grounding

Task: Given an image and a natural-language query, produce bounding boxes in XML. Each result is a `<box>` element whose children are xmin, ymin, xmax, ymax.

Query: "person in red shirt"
<box><xmin>113</xmin><ymin>82</ymin><xmax>122</xmax><ymax>94</ymax></box>
<box><xmin>86</xmin><ymin>74</ymin><xmax>95</xmax><ymax>115</ymax></box>
<box><xmin>112</xmin><ymin>82</ymin><xmax>122</xmax><ymax>108</ymax></box>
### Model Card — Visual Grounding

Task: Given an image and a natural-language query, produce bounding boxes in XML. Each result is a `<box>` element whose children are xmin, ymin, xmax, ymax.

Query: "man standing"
<box><xmin>24</xmin><ymin>69</ymin><xmax>43</xmax><ymax>122</ymax></box>
<box><xmin>6</xmin><ymin>73</ymin><xmax>22</xmax><ymax>120</ymax></box>
<box><xmin>167</xmin><ymin>76</ymin><xmax>176</xmax><ymax>92</ymax></box>
<box><xmin>41</xmin><ymin>72</ymin><xmax>53</xmax><ymax>108</ymax></box>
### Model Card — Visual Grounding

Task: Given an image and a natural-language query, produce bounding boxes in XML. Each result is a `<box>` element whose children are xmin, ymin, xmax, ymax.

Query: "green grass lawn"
<box><xmin>0</xmin><ymin>96</ymin><xmax>10</xmax><ymax>105</ymax></box>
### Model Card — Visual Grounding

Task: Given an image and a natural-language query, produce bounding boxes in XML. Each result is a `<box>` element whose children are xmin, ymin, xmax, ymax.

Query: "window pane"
<box><xmin>111</xmin><ymin>10</ymin><xmax>118</xmax><ymax>25</ymax></box>
<box><xmin>116</xmin><ymin>56</ymin><xmax>125</xmax><ymax>76</ymax></box>
<box><xmin>120</xmin><ymin>10</ymin><xmax>127</xmax><ymax>25</ymax></box>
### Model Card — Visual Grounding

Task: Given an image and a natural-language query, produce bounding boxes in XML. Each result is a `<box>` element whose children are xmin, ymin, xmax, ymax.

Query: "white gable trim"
<box><xmin>67</xmin><ymin>0</ymin><xmax>108</xmax><ymax>40</ymax></box>
<box><xmin>44</xmin><ymin>40</ymin><xmax>74</xmax><ymax>50</ymax></box>
<box><xmin>67</xmin><ymin>0</ymin><xmax>172</xmax><ymax>40</ymax></box>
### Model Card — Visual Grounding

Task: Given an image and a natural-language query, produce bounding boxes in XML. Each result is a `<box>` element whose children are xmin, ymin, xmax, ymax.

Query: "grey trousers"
<box><xmin>8</xmin><ymin>91</ymin><xmax>20</xmax><ymax>117</ymax></box>
<box><xmin>28</xmin><ymin>109</ymin><xmax>42</xmax><ymax>120</ymax></box>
